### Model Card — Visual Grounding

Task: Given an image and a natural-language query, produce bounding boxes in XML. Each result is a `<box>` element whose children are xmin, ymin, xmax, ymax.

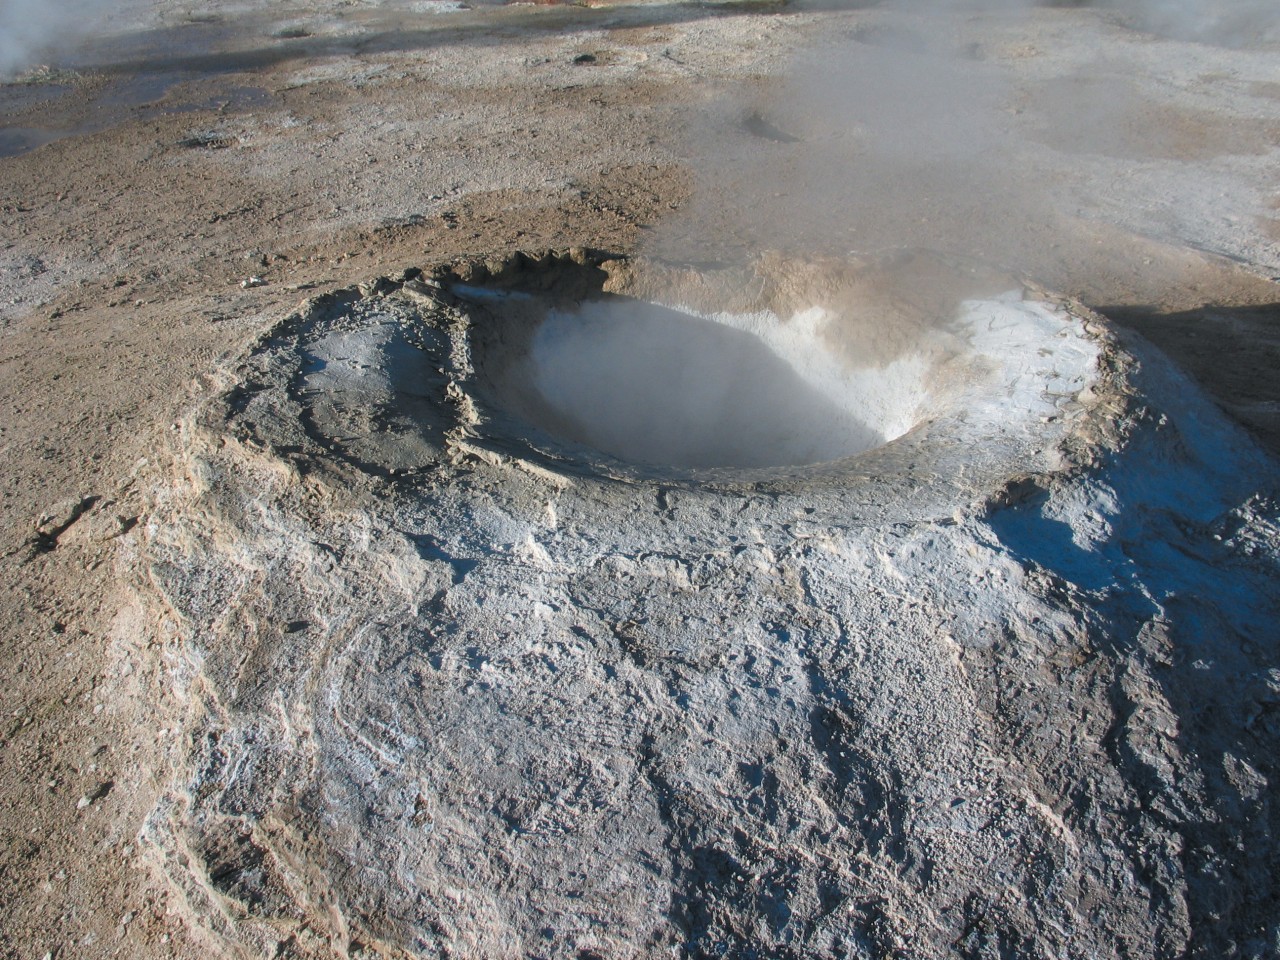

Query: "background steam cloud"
<box><xmin>1105</xmin><ymin>0</ymin><xmax>1280</xmax><ymax>45</ymax></box>
<box><xmin>650</xmin><ymin>0</ymin><xmax>1280</xmax><ymax>282</ymax></box>
<box><xmin>897</xmin><ymin>0</ymin><xmax>1279</xmax><ymax>45</ymax></box>
<box><xmin>0</xmin><ymin>0</ymin><xmax>111</xmax><ymax>78</ymax></box>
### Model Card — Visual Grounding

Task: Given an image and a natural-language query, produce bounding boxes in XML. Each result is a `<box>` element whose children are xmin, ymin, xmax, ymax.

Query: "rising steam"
<box><xmin>895</xmin><ymin>0</ymin><xmax>1279</xmax><ymax>45</ymax></box>
<box><xmin>650</xmin><ymin>0</ymin><xmax>1279</xmax><ymax>281</ymax></box>
<box><xmin>0</xmin><ymin>0</ymin><xmax>111</xmax><ymax>79</ymax></box>
<box><xmin>1106</xmin><ymin>0</ymin><xmax>1280</xmax><ymax>44</ymax></box>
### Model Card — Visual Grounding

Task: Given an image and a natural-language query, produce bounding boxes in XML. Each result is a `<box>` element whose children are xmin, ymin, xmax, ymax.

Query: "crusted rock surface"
<box><xmin>129</xmin><ymin>253</ymin><xmax>1280</xmax><ymax>958</ymax></box>
<box><xmin>3</xmin><ymin>3</ymin><xmax>1280</xmax><ymax>959</ymax></box>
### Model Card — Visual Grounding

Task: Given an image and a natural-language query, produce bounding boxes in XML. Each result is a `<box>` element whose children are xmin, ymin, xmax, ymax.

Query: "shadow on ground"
<box><xmin>1102</xmin><ymin>302</ymin><xmax>1280</xmax><ymax>458</ymax></box>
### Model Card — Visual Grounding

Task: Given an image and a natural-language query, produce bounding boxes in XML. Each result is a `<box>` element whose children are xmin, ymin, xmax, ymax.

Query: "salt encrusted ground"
<box><xmin>2</xmin><ymin>2</ymin><xmax>1279</xmax><ymax>958</ymax></box>
<box><xmin>124</xmin><ymin>253</ymin><xmax>1280</xmax><ymax>958</ymax></box>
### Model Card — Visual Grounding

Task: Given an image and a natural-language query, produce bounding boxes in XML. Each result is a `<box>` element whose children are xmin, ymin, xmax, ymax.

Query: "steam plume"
<box><xmin>0</xmin><ymin>0</ymin><xmax>110</xmax><ymax>79</ymax></box>
<box><xmin>649</xmin><ymin>0</ymin><xmax>1279</xmax><ymax>284</ymax></box>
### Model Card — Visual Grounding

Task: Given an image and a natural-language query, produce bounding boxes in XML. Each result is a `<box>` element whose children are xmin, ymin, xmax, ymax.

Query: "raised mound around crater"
<box><xmin>228</xmin><ymin>249</ymin><xmax>1111</xmax><ymax>503</ymax></box>
<box><xmin>134</xmin><ymin>248</ymin><xmax>1280</xmax><ymax>960</ymax></box>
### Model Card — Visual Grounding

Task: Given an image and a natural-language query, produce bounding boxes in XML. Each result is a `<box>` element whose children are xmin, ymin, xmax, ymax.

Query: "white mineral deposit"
<box><xmin>1</xmin><ymin>2</ymin><xmax>1277</xmax><ymax>959</ymax></box>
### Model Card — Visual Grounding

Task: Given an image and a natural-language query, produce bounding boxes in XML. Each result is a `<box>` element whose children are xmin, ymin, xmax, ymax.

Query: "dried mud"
<box><xmin>2</xmin><ymin>3</ymin><xmax>1279</xmax><ymax>959</ymax></box>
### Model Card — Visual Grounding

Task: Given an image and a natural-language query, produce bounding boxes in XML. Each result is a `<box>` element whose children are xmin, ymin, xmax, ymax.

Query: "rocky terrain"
<box><xmin>1</xmin><ymin>2</ymin><xmax>1278</xmax><ymax>958</ymax></box>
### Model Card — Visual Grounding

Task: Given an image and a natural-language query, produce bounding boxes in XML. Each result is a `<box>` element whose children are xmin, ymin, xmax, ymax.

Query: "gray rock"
<box><xmin>130</xmin><ymin>252</ymin><xmax>1280</xmax><ymax>960</ymax></box>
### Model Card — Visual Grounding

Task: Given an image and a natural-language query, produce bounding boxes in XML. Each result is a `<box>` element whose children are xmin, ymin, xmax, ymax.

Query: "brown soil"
<box><xmin>1</xmin><ymin>3</ymin><xmax>1277</xmax><ymax>958</ymax></box>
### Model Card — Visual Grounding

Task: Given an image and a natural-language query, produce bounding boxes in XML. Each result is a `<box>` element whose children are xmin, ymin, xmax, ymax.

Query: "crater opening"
<box><xmin>460</xmin><ymin>250</ymin><xmax>1102</xmax><ymax>480</ymax></box>
<box><xmin>506</xmin><ymin>298</ymin><xmax>907</xmax><ymax>470</ymax></box>
<box><xmin>233</xmin><ymin>250</ymin><xmax>1110</xmax><ymax>498</ymax></box>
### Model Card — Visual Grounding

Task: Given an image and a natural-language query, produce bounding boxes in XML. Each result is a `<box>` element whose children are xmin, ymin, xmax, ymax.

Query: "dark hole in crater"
<box><xmin>480</xmin><ymin>297</ymin><xmax>883</xmax><ymax>470</ymax></box>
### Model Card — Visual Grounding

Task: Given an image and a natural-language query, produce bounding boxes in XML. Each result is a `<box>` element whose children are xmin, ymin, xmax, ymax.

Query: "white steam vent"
<box><xmin>525</xmin><ymin>301</ymin><xmax>895</xmax><ymax>469</ymax></box>
<box><xmin>257</xmin><ymin>251</ymin><xmax>1109</xmax><ymax>491</ymax></box>
<box><xmin>481</xmin><ymin>287</ymin><xmax>1097</xmax><ymax>473</ymax></box>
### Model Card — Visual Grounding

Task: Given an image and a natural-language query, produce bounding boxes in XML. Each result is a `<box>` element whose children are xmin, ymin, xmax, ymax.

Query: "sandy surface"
<box><xmin>1</xmin><ymin>2</ymin><xmax>1279</xmax><ymax>958</ymax></box>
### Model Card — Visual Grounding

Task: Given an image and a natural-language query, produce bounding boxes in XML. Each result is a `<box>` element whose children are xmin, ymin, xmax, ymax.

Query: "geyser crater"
<box><xmin>139</xmin><ymin>248</ymin><xmax>1240</xmax><ymax>960</ymax></box>
<box><xmin>227</xmin><ymin>249</ymin><xmax>1117</xmax><ymax>513</ymax></box>
<box><xmin>483</xmin><ymin>298</ymin><xmax>892</xmax><ymax>470</ymax></box>
<box><xmin>459</xmin><ymin>250</ymin><xmax>1105</xmax><ymax>486</ymax></box>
